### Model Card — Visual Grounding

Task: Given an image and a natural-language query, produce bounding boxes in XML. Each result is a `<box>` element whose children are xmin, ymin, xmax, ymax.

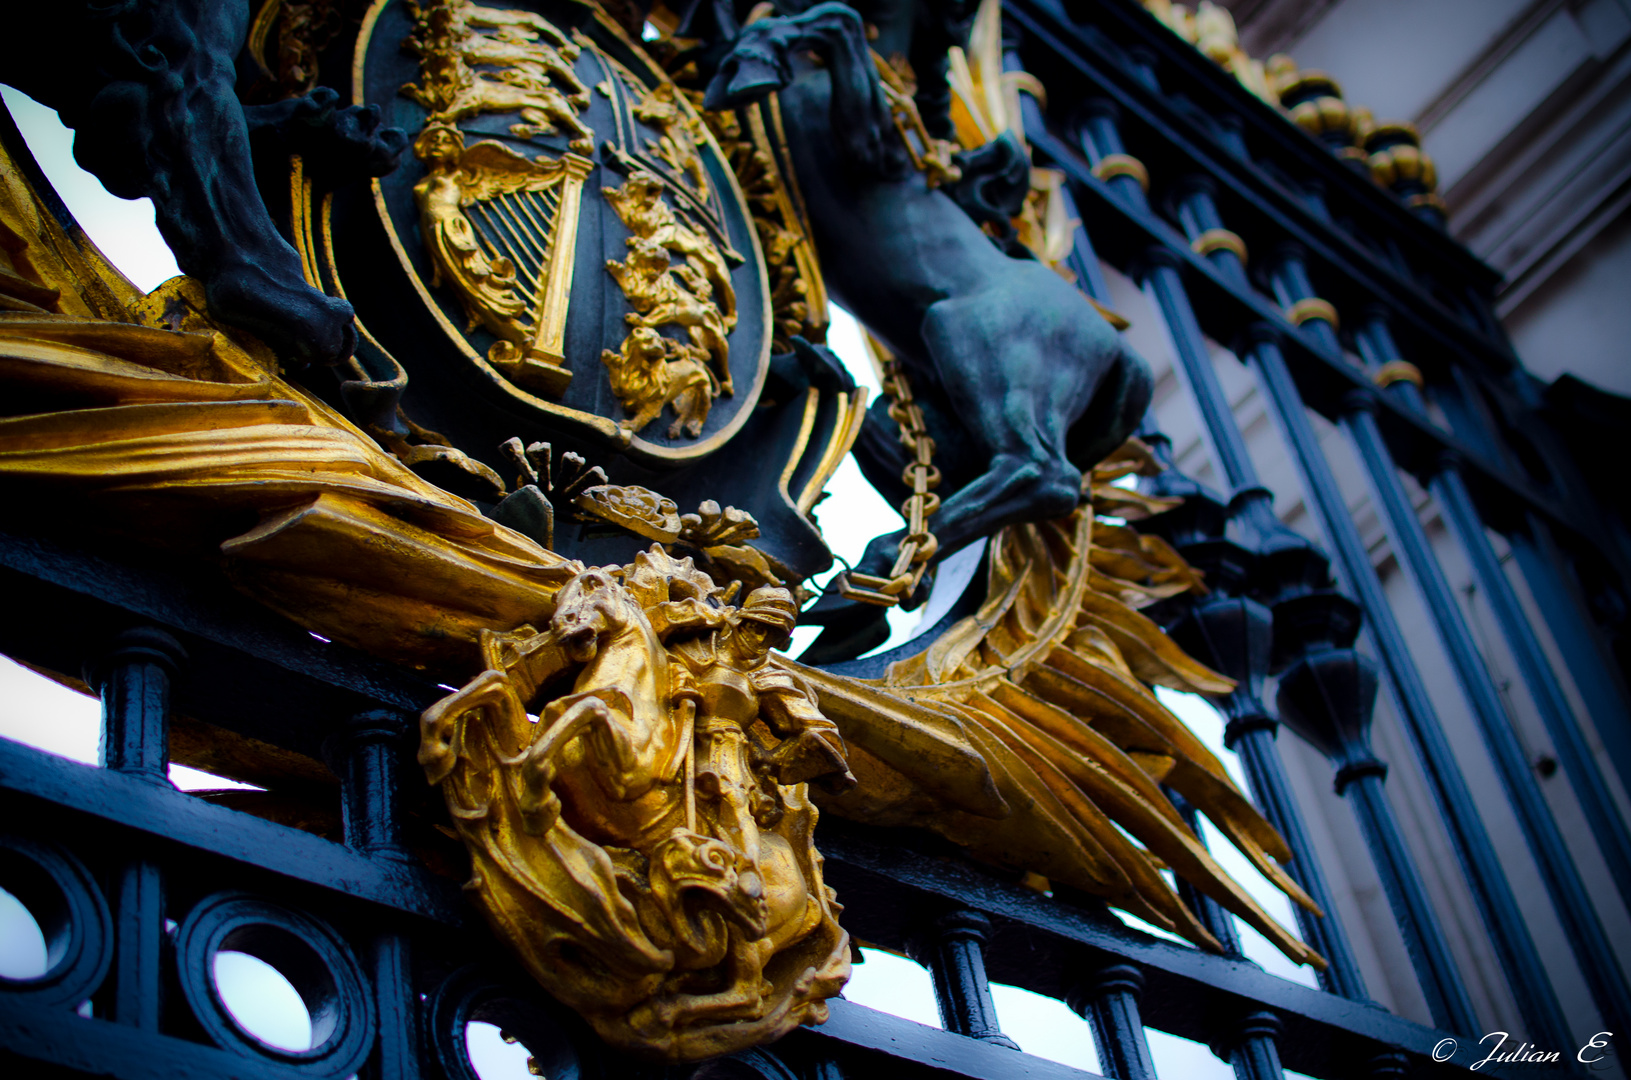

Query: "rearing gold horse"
<box><xmin>418</xmin><ymin>551</ymin><xmax>850</xmax><ymax>1059</ymax></box>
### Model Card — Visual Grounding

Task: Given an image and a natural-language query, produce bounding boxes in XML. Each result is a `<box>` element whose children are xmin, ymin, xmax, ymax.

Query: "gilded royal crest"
<box><xmin>344</xmin><ymin>0</ymin><xmax>771</xmax><ymax>461</ymax></box>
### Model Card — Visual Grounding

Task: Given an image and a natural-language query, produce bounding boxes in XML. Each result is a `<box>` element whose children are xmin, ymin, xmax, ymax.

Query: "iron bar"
<box><xmin>1271</xmin><ymin>255</ymin><xmax>1631</xmax><ymax>1042</ymax></box>
<box><xmin>1138</xmin><ymin>192</ymin><xmax>1374</xmax><ymax>1000</ymax></box>
<box><xmin>1072</xmin><ymin>147</ymin><xmax>1371</xmax><ymax>997</ymax></box>
<box><xmin>1132</xmin><ymin>156</ymin><xmax>1574</xmax><ymax>1045</ymax></box>
<box><xmin>1215</xmin><ymin>1010</ymin><xmax>1287</xmax><ymax>1080</ymax></box>
<box><xmin>1366</xmin><ymin>317</ymin><xmax>1631</xmax><ymax>807</ymax></box>
<box><xmin>1246</xmin><ymin>331</ymin><xmax>1569</xmax><ymax>1046</ymax></box>
<box><xmin>328</xmin><ymin>710</ymin><xmax>421</xmax><ymax>1079</ymax></box>
<box><xmin>908</xmin><ymin>908</ymin><xmax>1020</xmax><ymax>1048</ymax></box>
<box><xmin>1083</xmin><ymin>123</ymin><xmax>1457</xmax><ymax>1014</ymax></box>
<box><xmin>1067</xmin><ymin>962</ymin><xmax>1157</xmax><ymax>1080</ymax></box>
<box><xmin>85</xmin><ymin>627</ymin><xmax>185</xmax><ymax>1032</ymax></box>
<box><xmin>1509</xmin><ymin>519</ymin><xmax>1631</xmax><ymax>785</ymax></box>
<box><xmin>91</xmin><ymin>627</ymin><xmax>183</xmax><ymax>785</ymax></box>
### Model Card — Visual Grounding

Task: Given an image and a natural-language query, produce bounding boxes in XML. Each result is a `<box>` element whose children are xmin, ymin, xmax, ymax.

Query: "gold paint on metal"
<box><xmin>419</xmin><ymin>549</ymin><xmax>852</xmax><ymax>1060</ymax></box>
<box><xmin>835</xmin><ymin>337</ymin><xmax>941</xmax><ymax>607</ymax></box>
<box><xmin>352</xmin><ymin>0</ymin><xmax>386</xmax><ymax>104</ymax></box>
<box><xmin>764</xmin><ymin>95</ymin><xmax>829</xmax><ymax>335</ymax></box>
<box><xmin>247</xmin><ymin>0</ymin><xmax>352</xmax><ymax>101</ymax></box>
<box><xmin>871</xmin><ymin>51</ymin><xmax>963</xmax><ymax>189</ymax></box>
<box><xmin>938</xmin><ymin>0</ymin><xmax>1115</xmax><ymax>289</ymax></box>
<box><xmin>1092</xmin><ymin>153</ymin><xmax>1151</xmax><ymax>192</ymax></box>
<box><xmin>602</xmin><ymin>170</ymin><xmax>736</xmax><ymax>413</ymax></box>
<box><xmin>1191</xmin><ymin>226</ymin><xmax>1248</xmax><ymax>264</ymax></box>
<box><xmin>632</xmin><ymin>81</ymin><xmax>713</xmax><ymax>202</ymax></box>
<box><xmin>1286</xmin><ymin>296</ymin><xmax>1339</xmax><ymax>330</ymax></box>
<box><xmin>1283</xmin><ymin>74</ymin><xmax>1360</xmax><ymax>145</ymax></box>
<box><xmin>1138</xmin><ymin>2</ymin><xmax>1448</xmax><ymax>214</ymax></box>
<box><xmin>1140</xmin><ymin>0</ymin><xmax>1279</xmax><ymax>102</ymax></box>
<box><xmin>367</xmin><ymin>177</ymin><xmax>626</xmax><ymax>445</ymax></box>
<box><xmin>0</xmin><ymin>145</ymin><xmax>571</xmax><ymax>673</ymax></box>
<box><xmin>567</xmin><ymin>490</ymin><xmax>796</xmax><ymax>598</ymax></box>
<box><xmin>779</xmin><ymin>388</ymin><xmax>822</xmax><ymax>500</ymax></box>
<box><xmin>601</xmin><ymin>326</ymin><xmax>717</xmax><ymax>439</ymax></box>
<box><xmin>401</xmin><ymin>0</ymin><xmax>593</xmax><ymax>151</ymax></box>
<box><xmin>247</xmin><ymin>0</ymin><xmax>287</xmax><ymax>84</ymax></box>
<box><xmin>944</xmin><ymin>0</ymin><xmax>1096</xmax><ymax>288</ymax></box>
<box><xmin>407</xmin><ymin>132</ymin><xmax>591</xmax><ymax>389</ymax></box>
<box><xmin>1373</xmin><ymin>359</ymin><xmax>1425</xmax><ymax>390</ymax></box>
<box><xmin>603</xmin><ymin>174</ymin><xmax>739</xmax><ymax>335</ymax></box>
<box><xmin>795</xmin><ymin>390</ymin><xmax>869</xmax><ymax>516</ymax></box>
<box><xmin>802</xmin><ymin>445</ymin><xmax>1327</xmax><ymax>972</ymax></box>
<box><xmin>1087</xmin><ymin>296</ymin><xmax>1132</xmax><ymax>330</ymax></box>
<box><xmin>698</xmin><ymin>97</ymin><xmax>833</xmax><ymax>353</ymax></box>
<box><xmin>289</xmin><ymin>154</ymin><xmax>321</xmax><ymax>289</ymax></box>
<box><xmin>574</xmin><ymin>483</ymin><xmax>683</xmax><ymax>541</ymax></box>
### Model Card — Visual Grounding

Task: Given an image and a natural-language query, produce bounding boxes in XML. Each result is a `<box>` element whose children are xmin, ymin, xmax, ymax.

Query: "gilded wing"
<box><xmin>456</xmin><ymin>140</ymin><xmax>573</xmax><ymax>203</ymax></box>
<box><xmin>797</xmin><ymin>440</ymin><xmax>1327</xmax><ymax>969</ymax></box>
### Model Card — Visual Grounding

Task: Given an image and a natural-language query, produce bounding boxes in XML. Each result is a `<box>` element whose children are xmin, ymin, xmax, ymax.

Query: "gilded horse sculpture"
<box><xmin>418</xmin><ymin>550</ymin><xmax>851</xmax><ymax>1057</ymax></box>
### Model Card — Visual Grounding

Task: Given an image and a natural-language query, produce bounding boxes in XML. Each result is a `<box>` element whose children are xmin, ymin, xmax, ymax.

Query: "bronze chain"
<box><xmin>835</xmin><ymin>353</ymin><xmax>941</xmax><ymax>606</ymax></box>
<box><xmin>831</xmin><ymin>62</ymin><xmax>952</xmax><ymax>609</ymax></box>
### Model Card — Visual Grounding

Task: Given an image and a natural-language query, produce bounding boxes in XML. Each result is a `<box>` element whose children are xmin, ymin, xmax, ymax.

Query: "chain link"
<box><xmin>836</xmin><ymin>355</ymin><xmax>941</xmax><ymax>607</ymax></box>
<box><xmin>831</xmin><ymin>55</ymin><xmax>955</xmax><ymax>608</ymax></box>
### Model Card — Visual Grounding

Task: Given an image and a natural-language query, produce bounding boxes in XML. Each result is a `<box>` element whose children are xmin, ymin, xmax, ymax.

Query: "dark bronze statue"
<box><xmin>2</xmin><ymin>0</ymin><xmax>407</xmax><ymax>367</ymax></box>
<box><xmin>702</xmin><ymin>0</ymin><xmax>1151</xmax><ymax>653</ymax></box>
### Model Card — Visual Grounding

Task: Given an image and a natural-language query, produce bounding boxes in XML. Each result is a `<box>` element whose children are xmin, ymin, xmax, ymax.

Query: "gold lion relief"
<box><xmin>597</xmin><ymin>170</ymin><xmax>740</xmax><ymax>438</ymax></box>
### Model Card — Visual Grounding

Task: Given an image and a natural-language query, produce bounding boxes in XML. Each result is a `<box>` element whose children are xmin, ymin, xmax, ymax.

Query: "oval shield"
<box><xmin>348</xmin><ymin>0</ymin><xmax>771</xmax><ymax>464</ymax></box>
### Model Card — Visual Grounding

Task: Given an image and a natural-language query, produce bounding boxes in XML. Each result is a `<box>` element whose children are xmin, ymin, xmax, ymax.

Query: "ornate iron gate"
<box><xmin>1</xmin><ymin>0</ymin><xmax>1627</xmax><ymax>1078</ymax></box>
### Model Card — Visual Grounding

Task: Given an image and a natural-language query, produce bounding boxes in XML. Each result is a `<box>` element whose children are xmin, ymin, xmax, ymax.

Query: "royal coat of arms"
<box><xmin>0</xmin><ymin>0</ymin><xmax>1327</xmax><ymax>1066</ymax></box>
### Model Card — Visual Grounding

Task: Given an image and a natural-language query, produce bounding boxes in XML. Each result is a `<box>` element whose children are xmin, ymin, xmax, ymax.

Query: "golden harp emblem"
<box><xmin>411</xmin><ymin>124</ymin><xmax>590</xmax><ymax>395</ymax></box>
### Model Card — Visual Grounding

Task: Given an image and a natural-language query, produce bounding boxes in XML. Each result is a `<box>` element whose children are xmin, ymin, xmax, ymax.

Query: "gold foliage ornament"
<box><xmin>801</xmin><ymin>445</ymin><xmax>1327</xmax><ymax>970</ymax></box>
<box><xmin>420</xmin><ymin>548</ymin><xmax>853</xmax><ymax>1059</ymax></box>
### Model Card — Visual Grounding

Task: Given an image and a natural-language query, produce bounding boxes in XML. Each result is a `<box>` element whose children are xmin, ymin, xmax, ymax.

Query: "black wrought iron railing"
<box><xmin>3</xmin><ymin>1</ymin><xmax>1629</xmax><ymax>1078</ymax></box>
